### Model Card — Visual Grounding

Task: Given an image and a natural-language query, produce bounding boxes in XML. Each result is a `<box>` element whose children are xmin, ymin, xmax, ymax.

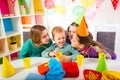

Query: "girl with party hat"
<box><xmin>71</xmin><ymin>17</ymin><xmax>116</xmax><ymax>59</ymax></box>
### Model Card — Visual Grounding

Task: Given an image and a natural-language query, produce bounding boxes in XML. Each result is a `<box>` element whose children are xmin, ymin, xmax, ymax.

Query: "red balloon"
<box><xmin>45</xmin><ymin>0</ymin><xmax>54</xmax><ymax>9</ymax></box>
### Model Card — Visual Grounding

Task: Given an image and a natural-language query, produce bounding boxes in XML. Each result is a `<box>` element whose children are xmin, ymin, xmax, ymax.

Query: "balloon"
<box><xmin>55</xmin><ymin>5</ymin><xmax>65</xmax><ymax>14</ymax></box>
<box><xmin>46</xmin><ymin>8</ymin><xmax>55</xmax><ymax>15</ymax></box>
<box><xmin>85</xmin><ymin>8</ymin><xmax>96</xmax><ymax>20</ymax></box>
<box><xmin>45</xmin><ymin>0</ymin><xmax>54</xmax><ymax>9</ymax></box>
<box><xmin>81</xmin><ymin>0</ymin><xmax>95</xmax><ymax>8</ymax></box>
<box><xmin>74</xmin><ymin>11</ymin><xmax>86</xmax><ymax>24</ymax></box>
<box><xmin>72</xmin><ymin>6</ymin><xmax>86</xmax><ymax>16</ymax></box>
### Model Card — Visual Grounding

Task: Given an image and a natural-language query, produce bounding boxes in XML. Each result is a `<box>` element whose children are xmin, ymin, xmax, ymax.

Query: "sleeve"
<box><xmin>19</xmin><ymin>39</ymin><xmax>30</xmax><ymax>59</ymax></box>
<box><xmin>69</xmin><ymin>46</ymin><xmax>80</xmax><ymax>61</ymax></box>
<box><xmin>41</xmin><ymin>44</ymin><xmax>54</xmax><ymax>58</ymax></box>
<box><xmin>106</xmin><ymin>49</ymin><xmax>117</xmax><ymax>60</ymax></box>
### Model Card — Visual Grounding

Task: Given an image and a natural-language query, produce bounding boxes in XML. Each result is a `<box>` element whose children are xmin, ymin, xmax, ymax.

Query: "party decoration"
<box><xmin>38</xmin><ymin>62</ymin><xmax>50</xmax><ymax>75</ymax></box>
<box><xmin>55</xmin><ymin>5</ymin><xmax>65</xmax><ymax>14</ymax></box>
<box><xmin>72</xmin><ymin>6</ymin><xmax>86</xmax><ymax>16</ymax></box>
<box><xmin>85</xmin><ymin>8</ymin><xmax>96</xmax><ymax>20</ymax></box>
<box><xmin>77</xmin><ymin>16</ymin><xmax>89</xmax><ymax>37</ymax></box>
<box><xmin>84</xmin><ymin>69</ymin><xmax>102</xmax><ymax>80</ymax></box>
<box><xmin>2</xmin><ymin>56</ymin><xmax>16</xmax><ymax>78</ymax></box>
<box><xmin>74</xmin><ymin>11</ymin><xmax>86</xmax><ymax>24</ymax></box>
<box><xmin>81</xmin><ymin>0</ymin><xmax>95</xmax><ymax>8</ymax></box>
<box><xmin>46</xmin><ymin>8</ymin><xmax>55</xmax><ymax>15</ymax></box>
<box><xmin>45</xmin><ymin>0</ymin><xmax>54</xmax><ymax>9</ymax></box>
<box><xmin>102</xmin><ymin>70</ymin><xmax>120</xmax><ymax>80</ymax></box>
<box><xmin>96</xmin><ymin>54</ymin><xmax>108</xmax><ymax>73</ymax></box>
<box><xmin>96</xmin><ymin>0</ymin><xmax>104</xmax><ymax>9</ymax></box>
<box><xmin>62</xmin><ymin>62</ymin><xmax>79</xmax><ymax>77</ymax></box>
<box><xmin>111</xmin><ymin>0</ymin><xmax>119</xmax><ymax>10</ymax></box>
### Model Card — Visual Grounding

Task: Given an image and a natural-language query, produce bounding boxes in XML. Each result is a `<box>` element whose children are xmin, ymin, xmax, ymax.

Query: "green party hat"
<box><xmin>96</xmin><ymin>54</ymin><xmax>108</xmax><ymax>73</ymax></box>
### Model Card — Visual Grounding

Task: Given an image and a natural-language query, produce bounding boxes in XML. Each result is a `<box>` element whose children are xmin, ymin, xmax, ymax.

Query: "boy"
<box><xmin>41</xmin><ymin>26</ymin><xmax>80</xmax><ymax>62</ymax></box>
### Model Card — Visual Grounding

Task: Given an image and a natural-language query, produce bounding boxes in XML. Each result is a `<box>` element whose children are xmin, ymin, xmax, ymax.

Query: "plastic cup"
<box><xmin>77</xmin><ymin>54</ymin><xmax>84</xmax><ymax>66</ymax></box>
<box><xmin>23</xmin><ymin>57</ymin><xmax>31</xmax><ymax>69</ymax></box>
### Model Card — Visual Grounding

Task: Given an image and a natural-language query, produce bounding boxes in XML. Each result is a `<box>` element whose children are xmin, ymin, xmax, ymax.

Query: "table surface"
<box><xmin>0</xmin><ymin>57</ymin><xmax>120</xmax><ymax>80</ymax></box>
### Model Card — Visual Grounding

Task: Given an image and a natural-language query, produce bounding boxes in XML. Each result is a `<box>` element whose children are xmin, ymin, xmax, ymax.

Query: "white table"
<box><xmin>0</xmin><ymin>57</ymin><xmax>120</xmax><ymax>80</ymax></box>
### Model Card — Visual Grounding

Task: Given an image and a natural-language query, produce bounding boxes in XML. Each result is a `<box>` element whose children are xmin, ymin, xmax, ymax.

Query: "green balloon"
<box><xmin>74</xmin><ymin>11</ymin><xmax>86</xmax><ymax>25</ymax></box>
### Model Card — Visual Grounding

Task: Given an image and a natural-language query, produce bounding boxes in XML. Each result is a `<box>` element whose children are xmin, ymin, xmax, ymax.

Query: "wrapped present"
<box><xmin>83</xmin><ymin>69</ymin><xmax>102</xmax><ymax>80</ymax></box>
<box><xmin>102</xmin><ymin>70</ymin><xmax>120</xmax><ymax>80</ymax></box>
<box><xmin>37</xmin><ymin>62</ymin><xmax>50</xmax><ymax>75</ymax></box>
<box><xmin>62</xmin><ymin>62</ymin><xmax>79</xmax><ymax>77</ymax></box>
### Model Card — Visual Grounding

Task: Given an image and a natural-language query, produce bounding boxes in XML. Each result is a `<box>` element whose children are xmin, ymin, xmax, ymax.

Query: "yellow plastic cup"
<box><xmin>23</xmin><ymin>57</ymin><xmax>31</xmax><ymax>69</ymax></box>
<box><xmin>77</xmin><ymin>54</ymin><xmax>84</xmax><ymax>66</ymax></box>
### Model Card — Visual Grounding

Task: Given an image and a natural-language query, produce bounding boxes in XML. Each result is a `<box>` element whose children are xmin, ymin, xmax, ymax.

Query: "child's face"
<box><xmin>53</xmin><ymin>32</ymin><xmax>66</xmax><ymax>47</ymax></box>
<box><xmin>41</xmin><ymin>29</ymin><xmax>50</xmax><ymax>44</ymax></box>
<box><xmin>68</xmin><ymin>25</ymin><xmax>77</xmax><ymax>40</ymax></box>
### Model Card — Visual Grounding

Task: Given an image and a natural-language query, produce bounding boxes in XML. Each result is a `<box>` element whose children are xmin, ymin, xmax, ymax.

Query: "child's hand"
<box><xmin>59</xmin><ymin>55</ymin><xmax>72</xmax><ymax>62</ymax></box>
<box><xmin>49</xmin><ymin>52</ymin><xmax>56</xmax><ymax>57</ymax></box>
<box><xmin>54</xmin><ymin>48</ymin><xmax>60</xmax><ymax>55</ymax></box>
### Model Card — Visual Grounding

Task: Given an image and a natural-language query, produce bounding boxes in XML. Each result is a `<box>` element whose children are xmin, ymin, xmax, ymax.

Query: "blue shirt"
<box><xmin>41</xmin><ymin>43</ymin><xmax>80</xmax><ymax>61</ymax></box>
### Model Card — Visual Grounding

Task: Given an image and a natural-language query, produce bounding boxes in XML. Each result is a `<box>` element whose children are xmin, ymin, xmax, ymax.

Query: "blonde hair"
<box><xmin>52</xmin><ymin>26</ymin><xmax>65</xmax><ymax>38</ymax></box>
<box><xmin>30</xmin><ymin>25</ymin><xmax>46</xmax><ymax>44</ymax></box>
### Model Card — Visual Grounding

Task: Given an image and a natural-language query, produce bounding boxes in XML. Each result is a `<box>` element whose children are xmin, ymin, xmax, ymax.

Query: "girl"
<box><xmin>66</xmin><ymin>22</ymin><xmax>79</xmax><ymax>44</ymax></box>
<box><xmin>71</xmin><ymin>33</ymin><xmax>116</xmax><ymax>59</ymax></box>
<box><xmin>19</xmin><ymin>25</ymin><xmax>53</xmax><ymax>58</ymax></box>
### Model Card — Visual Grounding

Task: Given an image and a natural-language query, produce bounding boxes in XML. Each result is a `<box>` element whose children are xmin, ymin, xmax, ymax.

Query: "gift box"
<box><xmin>37</xmin><ymin>62</ymin><xmax>50</xmax><ymax>75</ymax></box>
<box><xmin>62</xmin><ymin>62</ymin><xmax>79</xmax><ymax>77</ymax></box>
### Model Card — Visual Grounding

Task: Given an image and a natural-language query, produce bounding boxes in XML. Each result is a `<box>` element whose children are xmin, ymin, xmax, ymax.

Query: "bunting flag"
<box><xmin>111</xmin><ymin>0</ymin><xmax>119</xmax><ymax>10</ymax></box>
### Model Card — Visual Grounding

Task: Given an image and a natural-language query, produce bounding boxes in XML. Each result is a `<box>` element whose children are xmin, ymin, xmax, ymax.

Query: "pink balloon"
<box><xmin>86</xmin><ymin>8</ymin><xmax>96</xmax><ymax>20</ymax></box>
<box><xmin>45</xmin><ymin>0</ymin><xmax>54</xmax><ymax>9</ymax></box>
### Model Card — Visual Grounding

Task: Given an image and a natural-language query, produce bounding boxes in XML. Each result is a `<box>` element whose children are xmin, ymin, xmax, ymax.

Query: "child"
<box><xmin>41</xmin><ymin>26</ymin><xmax>80</xmax><ymax>62</ymax></box>
<box><xmin>19</xmin><ymin>25</ymin><xmax>53</xmax><ymax>58</ymax></box>
<box><xmin>71</xmin><ymin>17</ymin><xmax>116</xmax><ymax>59</ymax></box>
<box><xmin>66</xmin><ymin>22</ymin><xmax>79</xmax><ymax>44</ymax></box>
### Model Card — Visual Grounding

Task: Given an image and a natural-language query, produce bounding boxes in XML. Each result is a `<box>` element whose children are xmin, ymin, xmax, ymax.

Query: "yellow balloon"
<box><xmin>81</xmin><ymin>0</ymin><xmax>95</xmax><ymax>8</ymax></box>
<box><xmin>55</xmin><ymin>5</ymin><xmax>65</xmax><ymax>14</ymax></box>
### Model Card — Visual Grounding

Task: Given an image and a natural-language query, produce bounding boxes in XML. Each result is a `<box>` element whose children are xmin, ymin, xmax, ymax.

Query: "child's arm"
<box><xmin>41</xmin><ymin>44</ymin><xmax>59</xmax><ymax>57</ymax></box>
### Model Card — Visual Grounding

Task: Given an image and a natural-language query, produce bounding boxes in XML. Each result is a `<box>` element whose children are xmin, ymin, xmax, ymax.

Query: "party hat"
<box><xmin>77</xmin><ymin>16</ymin><xmax>89</xmax><ymax>37</ymax></box>
<box><xmin>2</xmin><ymin>56</ymin><xmax>16</xmax><ymax>78</ymax></box>
<box><xmin>75</xmin><ymin>11</ymin><xmax>86</xmax><ymax>25</ymax></box>
<box><xmin>96</xmin><ymin>54</ymin><xmax>108</xmax><ymax>73</ymax></box>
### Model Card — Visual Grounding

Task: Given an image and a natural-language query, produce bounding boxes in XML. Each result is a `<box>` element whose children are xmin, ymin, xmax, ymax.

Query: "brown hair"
<box><xmin>30</xmin><ymin>25</ymin><xmax>46</xmax><ymax>44</ymax></box>
<box><xmin>77</xmin><ymin>32</ymin><xmax>109</xmax><ymax>50</ymax></box>
<box><xmin>67</xmin><ymin>22</ymin><xmax>79</xmax><ymax>32</ymax></box>
<box><xmin>52</xmin><ymin>26</ymin><xmax>65</xmax><ymax>38</ymax></box>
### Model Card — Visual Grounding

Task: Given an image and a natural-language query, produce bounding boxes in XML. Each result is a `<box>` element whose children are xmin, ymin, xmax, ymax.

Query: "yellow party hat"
<box><xmin>2</xmin><ymin>56</ymin><xmax>16</xmax><ymax>78</ymax></box>
<box><xmin>77</xmin><ymin>16</ymin><xmax>89</xmax><ymax>37</ymax></box>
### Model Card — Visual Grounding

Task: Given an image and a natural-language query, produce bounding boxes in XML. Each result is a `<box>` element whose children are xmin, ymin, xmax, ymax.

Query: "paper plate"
<box><xmin>102</xmin><ymin>70</ymin><xmax>120</xmax><ymax>80</ymax></box>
